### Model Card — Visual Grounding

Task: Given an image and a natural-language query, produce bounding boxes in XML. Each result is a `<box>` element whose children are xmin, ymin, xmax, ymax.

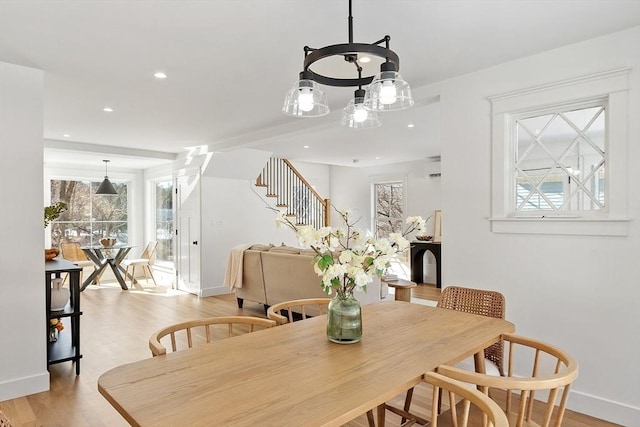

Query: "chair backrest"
<box><xmin>437</xmin><ymin>286</ymin><xmax>506</xmax><ymax>374</ymax></box>
<box><xmin>425</xmin><ymin>371</ymin><xmax>509</xmax><ymax>427</ymax></box>
<box><xmin>149</xmin><ymin>316</ymin><xmax>276</xmax><ymax>356</ymax></box>
<box><xmin>438</xmin><ymin>334</ymin><xmax>578</xmax><ymax>427</ymax></box>
<box><xmin>141</xmin><ymin>241</ymin><xmax>158</xmax><ymax>265</ymax></box>
<box><xmin>0</xmin><ymin>409</ymin><xmax>13</xmax><ymax>427</ymax></box>
<box><xmin>267</xmin><ymin>298</ymin><xmax>332</xmax><ymax>325</ymax></box>
<box><xmin>60</xmin><ymin>242</ymin><xmax>89</xmax><ymax>262</ymax></box>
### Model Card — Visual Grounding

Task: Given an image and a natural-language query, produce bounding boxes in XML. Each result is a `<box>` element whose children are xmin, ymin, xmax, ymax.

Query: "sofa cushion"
<box><xmin>261</xmin><ymin>251</ymin><xmax>327</xmax><ymax>305</ymax></box>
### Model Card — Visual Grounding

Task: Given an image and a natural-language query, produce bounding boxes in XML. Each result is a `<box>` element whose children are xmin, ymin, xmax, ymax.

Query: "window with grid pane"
<box><xmin>155</xmin><ymin>180</ymin><xmax>174</xmax><ymax>263</ymax></box>
<box><xmin>374</xmin><ymin>182</ymin><xmax>404</xmax><ymax>238</ymax></box>
<box><xmin>514</xmin><ymin>103</ymin><xmax>606</xmax><ymax>213</ymax></box>
<box><xmin>49</xmin><ymin>179</ymin><xmax>128</xmax><ymax>248</ymax></box>
<box><xmin>489</xmin><ymin>68</ymin><xmax>629</xmax><ymax>236</ymax></box>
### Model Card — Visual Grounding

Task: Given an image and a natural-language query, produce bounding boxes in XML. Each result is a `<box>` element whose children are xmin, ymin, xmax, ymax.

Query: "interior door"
<box><xmin>176</xmin><ymin>173</ymin><xmax>201</xmax><ymax>294</ymax></box>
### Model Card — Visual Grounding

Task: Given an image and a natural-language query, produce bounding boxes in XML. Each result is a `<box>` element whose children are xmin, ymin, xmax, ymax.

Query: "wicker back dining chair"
<box><xmin>266</xmin><ymin>298</ymin><xmax>332</xmax><ymax>325</ymax></box>
<box><xmin>391</xmin><ymin>285</ymin><xmax>506</xmax><ymax>424</ymax></box>
<box><xmin>60</xmin><ymin>241</ymin><xmax>99</xmax><ymax>285</ymax></box>
<box><xmin>123</xmin><ymin>241</ymin><xmax>158</xmax><ymax>287</ymax></box>
<box><xmin>437</xmin><ymin>286</ymin><xmax>506</xmax><ymax>374</ymax></box>
<box><xmin>380</xmin><ymin>371</ymin><xmax>509</xmax><ymax>427</ymax></box>
<box><xmin>0</xmin><ymin>409</ymin><xmax>13</xmax><ymax>427</ymax></box>
<box><xmin>149</xmin><ymin>316</ymin><xmax>276</xmax><ymax>356</ymax></box>
<box><xmin>438</xmin><ymin>334</ymin><xmax>578</xmax><ymax>427</ymax></box>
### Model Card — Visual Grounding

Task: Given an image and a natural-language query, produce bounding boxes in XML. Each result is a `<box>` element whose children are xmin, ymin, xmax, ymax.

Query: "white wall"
<box><xmin>0</xmin><ymin>62</ymin><xmax>49</xmax><ymax>400</ymax></box>
<box><xmin>330</xmin><ymin>160</ymin><xmax>442</xmax><ymax>232</ymax></box>
<box><xmin>198</xmin><ymin>159</ymin><xmax>331</xmax><ymax>297</ymax></box>
<box><xmin>428</xmin><ymin>27</ymin><xmax>638</xmax><ymax>425</ymax></box>
<box><xmin>328</xmin><ymin>27</ymin><xmax>639</xmax><ymax>425</ymax></box>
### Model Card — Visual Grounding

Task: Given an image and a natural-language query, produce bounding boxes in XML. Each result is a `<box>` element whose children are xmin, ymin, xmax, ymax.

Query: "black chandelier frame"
<box><xmin>297</xmin><ymin>0</ymin><xmax>401</xmax><ymax>88</ymax></box>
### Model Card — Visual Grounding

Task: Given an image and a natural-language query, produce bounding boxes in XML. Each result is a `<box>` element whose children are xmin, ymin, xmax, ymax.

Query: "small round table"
<box><xmin>381</xmin><ymin>278</ymin><xmax>417</xmax><ymax>302</ymax></box>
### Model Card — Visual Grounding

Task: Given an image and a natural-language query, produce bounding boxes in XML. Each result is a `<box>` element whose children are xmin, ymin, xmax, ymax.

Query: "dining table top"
<box><xmin>98</xmin><ymin>301</ymin><xmax>515</xmax><ymax>427</ymax></box>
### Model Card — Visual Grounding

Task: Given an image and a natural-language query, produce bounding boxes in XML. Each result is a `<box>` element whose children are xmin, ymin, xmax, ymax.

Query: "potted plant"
<box><xmin>44</xmin><ymin>202</ymin><xmax>67</xmax><ymax>260</ymax></box>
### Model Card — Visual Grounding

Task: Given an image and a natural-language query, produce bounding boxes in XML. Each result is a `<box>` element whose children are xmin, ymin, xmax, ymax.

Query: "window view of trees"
<box><xmin>49</xmin><ymin>180</ymin><xmax>128</xmax><ymax>248</ymax></box>
<box><xmin>515</xmin><ymin>104</ymin><xmax>606</xmax><ymax>212</ymax></box>
<box><xmin>374</xmin><ymin>182</ymin><xmax>404</xmax><ymax>238</ymax></box>
<box><xmin>155</xmin><ymin>181</ymin><xmax>173</xmax><ymax>262</ymax></box>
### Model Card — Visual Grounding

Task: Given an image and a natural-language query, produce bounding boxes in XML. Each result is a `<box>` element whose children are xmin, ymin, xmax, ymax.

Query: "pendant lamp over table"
<box><xmin>96</xmin><ymin>160</ymin><xmax>118</xmax><ymax>195</ymax></box>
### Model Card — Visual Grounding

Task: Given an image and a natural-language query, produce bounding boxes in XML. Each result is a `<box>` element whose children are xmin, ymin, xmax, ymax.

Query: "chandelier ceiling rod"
<box><xmin>283</xmin><ymin>0</ymin><xmax>413</xmax><ymax>121</ymax></box>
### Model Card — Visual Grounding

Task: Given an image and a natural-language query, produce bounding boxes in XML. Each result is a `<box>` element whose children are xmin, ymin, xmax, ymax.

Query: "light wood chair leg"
<box><xmin>145</xmin><ymin>265</ymin><xmax>157</xmax><ymax>286</ymax></box>
<box><xmin>129</xmin><ymin>266</ymin><xmax>137</xmax><ymax>287</ymax></box>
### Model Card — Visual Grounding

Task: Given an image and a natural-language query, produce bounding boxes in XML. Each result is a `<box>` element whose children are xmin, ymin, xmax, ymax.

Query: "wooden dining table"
<box><xmin>98</xmin><ymin>301</ymin><xmax>514</xmax><ymax>426</ymax></box>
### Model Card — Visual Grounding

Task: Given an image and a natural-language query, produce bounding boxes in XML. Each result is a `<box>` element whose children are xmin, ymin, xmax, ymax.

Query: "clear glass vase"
<box><xmin>327</xmin><ymin>293</ymin><xmax>362</xmax><ymax>344</ymax></box>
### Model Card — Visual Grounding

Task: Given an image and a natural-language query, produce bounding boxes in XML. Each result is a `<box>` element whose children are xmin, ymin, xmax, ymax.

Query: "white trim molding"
<box><xmin>489</xmin><ymin>68</ymin><xmax>631</xmax><ymax>236</ymax></box>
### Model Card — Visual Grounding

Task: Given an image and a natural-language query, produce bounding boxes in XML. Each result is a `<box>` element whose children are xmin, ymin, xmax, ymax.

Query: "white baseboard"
<box><xmin>568</xmin><ymin>389</ymin><xmax>640</xmax><ymax>426</ymax></box>
<box><xmin>0</xmin><ymin>371</ymin><xmax>49</xmax><ymax>402</ymax></box>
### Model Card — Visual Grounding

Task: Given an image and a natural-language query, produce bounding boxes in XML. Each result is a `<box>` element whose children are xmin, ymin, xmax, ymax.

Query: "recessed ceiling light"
<box><xmin>154</xmin><ymin>72</ymin><xmax>168</xmax><ymax>79</ymax></box>
<box><xmin>375</xmin><ymin>156</ymin><xmax>381</xmax><ymax>160</ymax></box>
<box><xmin>303</xmin><ymin>145</ymin><xmax>310</xmax><ymax>149</ymax></box>
<box><xmin>62</xmin><ymin>134</ymin><xmax>71</xmax><ymax>138</ymax></box>
<box><xmin>359</xmin><ymin>56</ymin><xmax>371</xmax><ymax>64</ymax></box>
<box><xmin>407</xmin><ymin>123</ymin><xmax>415</xmax><ymax>128</ymax></box>
<box><xmin>103</xmin><ymin>106</ymin><xmax>114</xmax><ymax>112</ymax></box>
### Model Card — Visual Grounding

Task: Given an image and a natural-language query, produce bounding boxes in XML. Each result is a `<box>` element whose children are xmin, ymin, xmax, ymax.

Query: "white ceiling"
<box><xmin>1</xmin><ymin>0</ymin><xmax>639</xmax><ymax>169</ymax></box>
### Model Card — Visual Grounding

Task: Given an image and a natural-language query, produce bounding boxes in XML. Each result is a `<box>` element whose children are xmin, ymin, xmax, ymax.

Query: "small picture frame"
<box><xmin>432</xmin><ymin>210</ymin><xmax>442</xmax><ymax>243</ymax></box>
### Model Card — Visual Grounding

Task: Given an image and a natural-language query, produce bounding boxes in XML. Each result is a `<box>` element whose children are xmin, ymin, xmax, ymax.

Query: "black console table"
<box><xmin>410</xmin><ymin>241</ymin><xmax>441</xmax><ymax>288</ymax></box>
<box><xmin>45</xmin><ymin>258</ymin><xmax>82</xmax><ymax>375</ymax></box>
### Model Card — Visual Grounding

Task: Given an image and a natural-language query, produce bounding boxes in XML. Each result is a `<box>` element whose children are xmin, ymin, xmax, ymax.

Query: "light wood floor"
<box><xmin>0</xmin><ymin>281</ymin><xmax>617</xmax><ymax>426</ymax></box>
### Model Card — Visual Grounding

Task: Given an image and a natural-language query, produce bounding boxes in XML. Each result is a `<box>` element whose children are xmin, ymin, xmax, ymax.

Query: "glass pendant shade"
<box><xmin>282</xmin><ymin>73</ymin><xmax>330</xmax><ymax>118</ymax></box>
<box><xmin>340</xmin><ymin>89</ymin><xmax>381</xmax><ymax>129</ymax></box>
<box><xmin>363</xmin><ymin>62</ymin><xmax>414</xmax><ymax>112</ymax></box>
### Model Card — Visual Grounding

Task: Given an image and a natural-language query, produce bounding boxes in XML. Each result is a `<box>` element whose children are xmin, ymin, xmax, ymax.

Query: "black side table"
<box><xmin>410</xmin><ymin>241</ymin><xmax>441</xmax><ymax>288</ymax></box>
<box><xmin>45</xmin><ymin>258</ymin><xmax>82</xmax><ymax>375</ymax></box>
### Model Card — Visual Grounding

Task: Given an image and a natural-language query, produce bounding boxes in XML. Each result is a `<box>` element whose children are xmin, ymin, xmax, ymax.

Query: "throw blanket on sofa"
<box><xmin>223</xmin><ymin>244</ymin><xmax>252</xmax><ymax>290</ymax></box>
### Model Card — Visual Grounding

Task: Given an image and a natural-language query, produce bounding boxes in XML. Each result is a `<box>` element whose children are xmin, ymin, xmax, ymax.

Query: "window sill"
<box><xmin>489</xmin><ymin>217</ymin><xmax>630</xmax><ymax>236</ymax></box>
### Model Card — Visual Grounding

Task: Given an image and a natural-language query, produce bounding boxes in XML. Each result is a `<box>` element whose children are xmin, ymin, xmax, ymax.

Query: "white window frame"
<box><xmin>372</xmin><ymin>180</ymin><xmax>406</xmax><ymax>238</ymax></box>
<box><xmin>144</xmin><ymin>168</ymin><xmax>175</xmax><ymax>271</ymax></box>
<box><xmin>489</xmin><ymin>68</ymin><xmax>630</xmax><ymax>236</ymax></box>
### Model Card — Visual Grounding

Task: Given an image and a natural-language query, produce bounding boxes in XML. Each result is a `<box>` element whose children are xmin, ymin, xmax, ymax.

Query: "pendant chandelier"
<box><xmin>283</xmin><ymin>0</ymin><xmax>413</xmax><ymax>128</ymax></box>
<box><xmin>95</xmin><ymin>159</ymin><xmax>118</xmax><ymax>195</ymax></box>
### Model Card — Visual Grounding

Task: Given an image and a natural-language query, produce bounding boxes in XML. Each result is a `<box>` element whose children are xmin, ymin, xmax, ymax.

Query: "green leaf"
<box><xmin>317</xmin><ymin>254</ymin><xmax>334</xmax><ymax>270</ymax></box>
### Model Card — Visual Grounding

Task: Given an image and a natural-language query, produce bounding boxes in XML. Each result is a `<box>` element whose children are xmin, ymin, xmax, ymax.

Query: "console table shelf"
<box><xmin>45</xmin><ymin>258</ymin><xmax>82</xmax><ymax>375</ymax></box>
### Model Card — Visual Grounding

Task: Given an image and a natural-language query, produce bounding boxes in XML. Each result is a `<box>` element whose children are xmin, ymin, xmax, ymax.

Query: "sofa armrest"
<box><xmin>235</xmin><ymin>250</ymin><xmax>267</xmax><ymax>305</ymax></box>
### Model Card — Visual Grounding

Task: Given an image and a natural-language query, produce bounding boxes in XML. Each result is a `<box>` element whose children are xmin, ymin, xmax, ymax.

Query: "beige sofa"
<box><xmin>235</xmin><ymin>245</ymin><xmax>384</xmax><ymax>311</ymax></box>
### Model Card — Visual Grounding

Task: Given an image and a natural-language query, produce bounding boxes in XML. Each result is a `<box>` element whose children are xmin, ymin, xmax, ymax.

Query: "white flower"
<box><xmin>373</xmin><ymin>256</ymin><xmax>389</xmax><ymax>270</ymax></box>
<box><xmin>273</xmin><ymin>205</ymin><xmax>426</xmax><ymax>298</ymax></box>
<box><xmin>339</xmin><ymin>250</ymin><xmax>354</xmax><ymax>264</ymax></box>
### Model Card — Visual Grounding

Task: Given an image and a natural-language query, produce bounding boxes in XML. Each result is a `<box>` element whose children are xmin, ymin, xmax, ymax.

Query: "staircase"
<box><xmin>256</xmin><ymin>158</ymin><xmax>330</xmax><ymax>229</ymax></box>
